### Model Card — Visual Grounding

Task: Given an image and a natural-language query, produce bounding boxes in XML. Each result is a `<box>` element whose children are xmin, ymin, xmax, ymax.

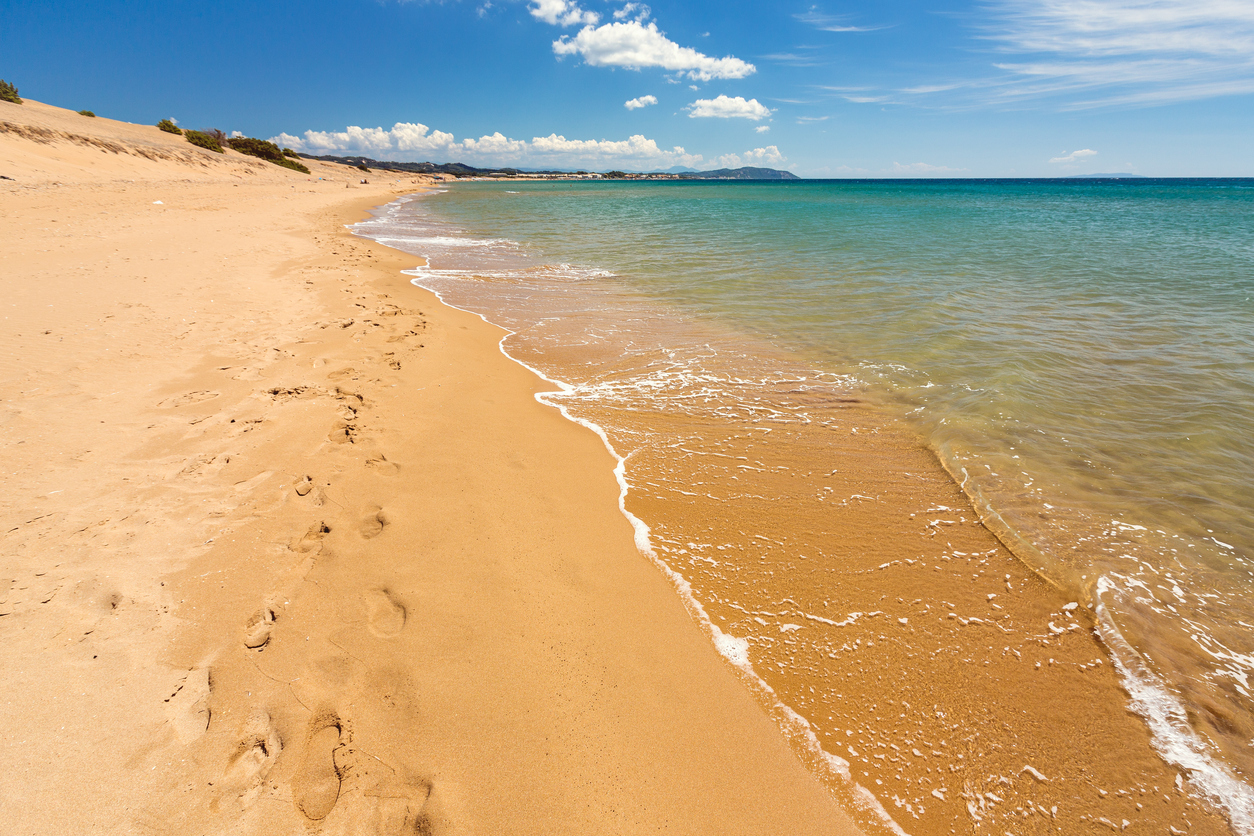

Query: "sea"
<box><xmin>353</xmin><ymin>178</ymin><xmax>1254</xmax><ymax>834</ymax></box>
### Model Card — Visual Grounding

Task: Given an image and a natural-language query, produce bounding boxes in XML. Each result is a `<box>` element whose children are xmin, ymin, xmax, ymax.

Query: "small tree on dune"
<box><xmin>157</xmin><ymin>118</ymin><xmax>182</xmax><ymax>135</ymax></box>
<box><xmin>0</xmin><ymin>80</ymin><xmax>21</xmax><ymax>104</ymax></box>
<box><xmin>184</xmin><ymin>129</ymin><xmax>223</xmax><ymax>153</ymax></box>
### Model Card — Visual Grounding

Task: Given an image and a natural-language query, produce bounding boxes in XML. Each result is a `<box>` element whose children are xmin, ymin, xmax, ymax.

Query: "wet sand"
<box><xmin>358</xmin><ymin>191</ymin><xmax>1239</xmax><ymax>835</ymax></box>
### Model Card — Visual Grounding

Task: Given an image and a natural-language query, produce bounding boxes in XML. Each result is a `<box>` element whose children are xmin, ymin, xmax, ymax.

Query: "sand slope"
<box><xmin>0</xmin><ymin>101</ymin><xmax>863</xmax><ymax>834</ymax></box>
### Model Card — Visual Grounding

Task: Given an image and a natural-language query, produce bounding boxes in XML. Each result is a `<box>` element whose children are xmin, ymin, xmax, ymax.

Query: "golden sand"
<box><xmin>0</xmin><ymin>100</ymin><xmax>1231</xmax><ymax>835</ymax></box>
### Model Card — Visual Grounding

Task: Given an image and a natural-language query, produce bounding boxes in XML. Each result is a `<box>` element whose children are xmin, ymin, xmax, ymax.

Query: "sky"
<box><xmin>3</xmin><ymin>0</ymin><xmax>1253</xmax><ymax>176</ymax></box>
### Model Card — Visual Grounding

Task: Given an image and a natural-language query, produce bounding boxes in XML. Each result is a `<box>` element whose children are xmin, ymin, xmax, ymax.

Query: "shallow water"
<box><xmin>355</xmin><ymin>178</ymin><xmax>1254</xmax><ymax>833</ymax></box>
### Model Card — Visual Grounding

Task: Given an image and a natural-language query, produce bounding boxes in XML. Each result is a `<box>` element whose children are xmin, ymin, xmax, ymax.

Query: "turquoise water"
<box><xmin>356</xmin><ymin>178</ymin><xmax>1254</xmax><ymax>831</ymax></box>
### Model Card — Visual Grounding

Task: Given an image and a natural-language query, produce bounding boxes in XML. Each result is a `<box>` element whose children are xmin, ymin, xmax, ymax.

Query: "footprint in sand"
<box><xmin>157</xmin><ymin>390</ymin><xmax>220</xmax><ymax>408</ymax></box>
<box><xmin>243</xmin><ymin>606</ymin><xmax>276</xmax><ymax>649</ymax></box>
<box><xmin>325</xmin><ymin>746</ymin><xmax>443</xmax><ymax>836</ymax></box>
<box><xmin>359</xmin><ymin>506</ymin><xmax>389</xmax><ymax>539</ymax></box>
<box><xmin>365</xmin><ymin>454</ymin><xmax>400</xmax><ymax>474</ymax></box>
<box><xmin>294</xmin><ymin>713</ymin><xmax>346</xmax><ymax>821</ymax></box>
<box><xmin>292</xmin><ymin>521</ymin><xmax>331</xmax><ymax>553</ymax></box>
<box><xmin>364</xmin><ymin>589</ymin><xmax>407</xmax><ymax>638</ymax></box>
<box><xmin>223</xmin><ymin>711</ymin><xmax>282</xmax><ymax>805</ymax></box>
<box><xmin>165</xmin><ymin>667</ymin><xmax>211</xmax><ymax>743</ymax></box>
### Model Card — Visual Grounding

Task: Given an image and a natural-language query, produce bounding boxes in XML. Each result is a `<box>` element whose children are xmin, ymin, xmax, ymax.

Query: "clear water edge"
<box><xmin>352</xmin><ymin>180</ymin><xmax>1254</xmax><ymax>835</ymax></box>
<box><xmin>399</xmin><ymin>259</ymin><xmax>913</xmax><ymax>834</ymax></box>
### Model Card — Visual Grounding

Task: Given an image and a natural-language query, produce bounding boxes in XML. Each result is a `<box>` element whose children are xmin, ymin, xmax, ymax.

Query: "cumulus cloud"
<box><xmin>553</xmin><ymin>21</ymin><xmax>755</xmax><ymax>80</ymax></box>
<box><xmin>529</xmin><ymin>0</ymin><xmax>598</xmax><ymax>27</ymax></box>
<box><xmin>625</xmin><ymin>94</ymin><xmax>658</xmax><ymax>109</ymax></box>
<box><xmin>272</xmin><ymin>122</ymin><xmax>458</xmax><ymax>157</ymax></box>
<box><xmin>528</xmin><ymin>133</ymin><xmax>701</xmax><ymax>167</ymax></box>
<box><xmin>687</xmin><ymin>95</ymin><xmax>772</xmax><ymax>120</ymax></box>
<box><xmin>271</xmin><ymin>122</ymin><xmax>703</xmax><ymax>170</ymax></box>
<box><xmin>715</xmin><ymin>146</ymin><xmax>785</xmax><ymax>168</ymax></box>
<box><xmin>1049</xmin><ymin>148</ymin><xmax>1097</xmax><ymax>163</ymax></box>
<box><xmin>462</xmin><ymin>132</ymin><xmax>527</xmax><ymax>156</ymax></box>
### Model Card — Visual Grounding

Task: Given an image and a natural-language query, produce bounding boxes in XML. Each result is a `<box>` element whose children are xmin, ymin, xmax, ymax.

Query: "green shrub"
<box><xmin>356</xmin><ymin>164</ymin><xmax>370</xmax><ymax>173</ymax></box>
<box><xmin>184</xmin><ymin>129</ymin><xmax>223</xmax><ymax>153</ymax></box>
<box><xmin>225</xmin><ymin>135</ymin><xmax>285</xmax><ymax>162</ymax></box>
<box><xmin>78</xmin><ymin>110</ymin><xmax>96</xmax><ymax>117</ymax></box>
<box><xmin>277</xmin><ymin>157</ymin><xmax>310</xmax><ymax>174</ymax></box>
<box><xmin>282</xmin><ymin>147</ymin><xmax>299</xmax><ymax>158</ymax></box>
<box><xmin>0</xmin><ymin>80</ymin><xmax>21</xmax><ymax>104</ymax></box>
<box><xmin>226</xmin><ymin>136</ymin><xmax>309</xmax><ymax>174</ymax></box>
<box><xmin>157</xmin><ymin>118</ymin><xmax>182</xmax><ymax>135</ymax></box>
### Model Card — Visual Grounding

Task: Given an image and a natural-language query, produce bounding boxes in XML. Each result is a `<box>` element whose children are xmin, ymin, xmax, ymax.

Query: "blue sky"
<box><xmin>3</xmin><ymin>0</ymin><xmax>1253</xmax><ymax>175</ymax></box>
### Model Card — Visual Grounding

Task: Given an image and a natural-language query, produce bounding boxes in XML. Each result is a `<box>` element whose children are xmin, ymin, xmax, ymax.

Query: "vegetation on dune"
<box><xmin>282</xmin><ymin>147</ymin><xmax>299</xmax><ymax>158</ymax></box>
<box><xmin>357</xmin><ymin>164</ymin><xmax>370</xmax><ymax>173</ymax></box>
<box><xmin>77</xmin><ymin>110</ymin><xmax>96</xmax><ymax>117</ymax></box>
<box><xmin>225</xmin><ymin>135</ymin><xmax>310</xmax><ymax>174</ymax></box>
<box><xmin>0</xmin><ymin>80</ymin><xmax>21</xmax><ymax>104</ymax></box>
<box><xmin>157</xmin><ymin>118</ymin><xmax>182</xmax><ymax>135</ymax></box>
<box><xmin>184</xmin><ymin>129</ymin><xmax>223</xmax><ymax>153</ymax></box>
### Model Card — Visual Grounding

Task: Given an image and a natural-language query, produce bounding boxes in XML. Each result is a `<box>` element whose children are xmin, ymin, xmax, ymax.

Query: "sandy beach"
<box><xmin>0</xmin><ymin>100</ymin><xmax>862</xmax><ymax>835</ymax></box>
<box><xmin>0</xmin><ymin>99</ymin><xmax>1235</xmax><ymax>836</ymax></box>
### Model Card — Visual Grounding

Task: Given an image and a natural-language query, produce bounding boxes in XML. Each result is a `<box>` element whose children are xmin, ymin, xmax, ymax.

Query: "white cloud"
<box><xmin>553</xmin><ymin>21</ymin><xmax>755</xmax><ymax>80</ymax></box>
<box><xmin>716</xmin><ymin>146</ymin><xmax>785</xmax><ymax>168</ymax></box>
<box><xmin>687</xmin><ymin>95</ymin><xmax>772</xmax><ymax>120</ymax></box>
<box><xmin>825</xmin><ymin>1</ymin><xmax>1254</xmax><ymax>109</ymax></box>
<box><xmin>888</xmin><ymin>161</ymin><xmax>968</xmax><ymax>175</ymax></box>
<box><xmin>271</xmin><ymin>122</ymin><xmax>703</xmax><ymax>170</ymax></box>
<box><xmin>1049</xmin><ymin>148</ymin><xmax>1098</xmax><ymax>164</ymax></box>
<box><xmin>273</xmin><ymin>122</ymin><xmax>458</xmax><ymax>157</ymax></box>
<box><xmin>984</xmin><ymin>0</ymin><xmax>1254</xmax><ymax>106</ymax></box>
<box><xmin>745</xmin><ymin>146</ymin><xmax>784</xmax><ymax>165</ymax></box>
<box><xmin>755</xmin><ymin>125</ymin><xmax>771</xmax><ymax>133</ymax></box>
<box><xmin>462</xmin><ymin>132</ymin><xmax>527</xmax><ymax>156</ymax></box>
<box><xmin>529</xmin><ymin>0</ymin><xmax>598</xmax><ymax>27</ymax></box>
<box><xmin>794</xmin><ymin>8</ymin><xmax>884</xmax><ymax>32</ymax></box>
<box><xmin>613</xmin><ymin>3</ymin><xmax>650</xmax><ymax>22</ymax></box>
<box><xmin>529</xmin><ymin>133</ymin><xmax>701</xmax><ymax>167</ymax></box>
<box><xmin>625</xmin><ymin>94</ymin><xmax>658</xmax><ymax>109</ymax></box>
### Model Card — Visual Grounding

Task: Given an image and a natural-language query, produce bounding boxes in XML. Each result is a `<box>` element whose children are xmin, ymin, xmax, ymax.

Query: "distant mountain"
<box><xmin>1064</xmin><ymin>173</ymin><xmax>1148</xmax><ymax>179</ymax></box>
<box><xmin>685</xmin><ymin>166</ymin><xmax>800</xmax><ymax>180</ymax></box>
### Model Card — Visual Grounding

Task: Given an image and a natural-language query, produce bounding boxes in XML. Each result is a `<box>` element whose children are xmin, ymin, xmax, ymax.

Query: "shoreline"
<box><xmin>357</xmin><ymin>187</ymin><xmax>1239</xmax><ymax>835</ymax></box>
<box><xmin>1</xmin><ymin>100</ymin><xmax>862</xmax><ymax>835</ymax></box>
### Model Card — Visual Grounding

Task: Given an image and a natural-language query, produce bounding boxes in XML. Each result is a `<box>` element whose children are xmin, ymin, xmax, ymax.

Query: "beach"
<box><xmin>0</xmin><ymin>101</ymin><xmax>861</xmax><ymax>835</ymax></box>
<box><xmin>0</xmin><ymin>99</ymin><xmax>1237</xmax><ymax>836</ymax></box>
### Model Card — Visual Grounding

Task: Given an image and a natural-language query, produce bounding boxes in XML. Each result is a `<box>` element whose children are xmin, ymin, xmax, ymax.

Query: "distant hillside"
<box><xmin>684</xmin><ymin>166</ymin><xmax>799</xmax><ymax>180</ymax></box>
<box><xmin>298</xmin><ymin>154</ymin><xmax>798</xmax><ymax>181</ymax></box>
<box><xmin>298</xmin><ymin>154</ymin><xmax>523</xmax><ymax>177</ymax></box>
